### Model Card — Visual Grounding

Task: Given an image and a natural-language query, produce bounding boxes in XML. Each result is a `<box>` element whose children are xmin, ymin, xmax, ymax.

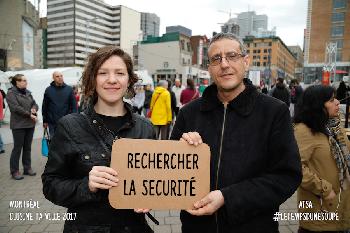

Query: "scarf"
<box><xmin>326</xmin><ymin>117</ymin><xmax>350</xmax><ymax>190</ymax></box>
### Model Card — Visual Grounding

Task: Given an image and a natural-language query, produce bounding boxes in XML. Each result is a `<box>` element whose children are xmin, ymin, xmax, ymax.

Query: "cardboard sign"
<box><xmin>108</xmin><ymin>139</ymin><xmax>210</xmax><ymax>210</ymax></box>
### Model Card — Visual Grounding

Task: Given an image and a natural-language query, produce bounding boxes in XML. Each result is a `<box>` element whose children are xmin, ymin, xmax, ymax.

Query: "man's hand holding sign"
<box><xmin>180</xmin><ymin>132</ymin><xmax>224</xmax><ymax>216</ymax></box>
<box><xmin>108</xmin><ymin>136</ymin><xmax>211</xmax><ymax>211</ymax></box>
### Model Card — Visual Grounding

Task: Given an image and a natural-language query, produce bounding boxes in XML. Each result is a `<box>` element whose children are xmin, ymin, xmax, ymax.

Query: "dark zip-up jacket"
<box><xmin>42</xmin><ymin>103</ymin><xmax>155</xmax><ymax>233</ymax></box>
<box><xmin>6</xmin><ymin>87</ymin><xmax>38</xmax><ymax>129</ymax></box>
<box><xmin>42</xmin><ymin>81</ymin><xmax>77</xmax><ymax>125</ymax></box>
<box><xmin>170</xmin><ymin>79</ymin><xmax>302</xmax><ymax>233</ymax></box>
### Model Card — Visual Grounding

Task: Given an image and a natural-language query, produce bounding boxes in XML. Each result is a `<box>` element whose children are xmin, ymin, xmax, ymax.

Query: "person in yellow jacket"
<box><xmin>149</xmin><ymin>80</ymin><xmax>172</xmax><ymax>139</ymax></box>
<box><xmin>294</xmin><ymin>85</ymin><xmax>350</xmax><ymax>232</ymax></box>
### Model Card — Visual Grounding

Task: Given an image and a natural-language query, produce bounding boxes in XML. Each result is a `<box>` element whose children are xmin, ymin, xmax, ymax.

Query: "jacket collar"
<box><xmin>82</xmin><ymin>101</ymin><xmax>136</xmax><ymax>150</ymax></box>
<box><xmin>84</xmin><ymin>101</ymin><xmax>136</xmax><ymax>129</ymax></box>
<box><xmin>11</xmin><ymin>87</ymin><xmax>31</xmax><ymax>95</ymax></box>
<box><xmin>50</xmin><ymin>81</ymin><xmax>67</xmax><ymax>88</ymax></box>
<box><xmin>200</xmin><ymin>78</ymin><xmax>258</xmax><ymax>116</ymax></box>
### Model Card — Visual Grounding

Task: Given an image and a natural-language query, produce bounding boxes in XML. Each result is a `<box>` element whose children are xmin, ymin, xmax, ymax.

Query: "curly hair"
<box><xmin>81</xmin><ymin>45</ymin><xmax>138</xmax><ymax>103</ymax></box>
<box><xmin>294</xmin><ymin>85</ymin><xmax>335</xmax><ymax>135</ymax></box>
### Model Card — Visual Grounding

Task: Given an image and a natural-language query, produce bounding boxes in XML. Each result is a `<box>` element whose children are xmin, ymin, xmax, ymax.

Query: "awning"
<box><xmin>336</xmin><ymin>70</ymin><xmax>348</xmax><ymax>74</ymax></box>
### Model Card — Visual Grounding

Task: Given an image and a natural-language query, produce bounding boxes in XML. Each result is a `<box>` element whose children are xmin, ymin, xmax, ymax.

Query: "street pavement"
<box><xmin>0</xmin><ymin>124</ymin><xmax>299</xmax><ymax>233</ymax></box>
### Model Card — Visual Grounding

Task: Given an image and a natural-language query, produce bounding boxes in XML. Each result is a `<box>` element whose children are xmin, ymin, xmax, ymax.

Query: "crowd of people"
<box><xmin>1</xmin><ymin>32</ymin><xmax>349</xmax><ymax>233</ymax></box>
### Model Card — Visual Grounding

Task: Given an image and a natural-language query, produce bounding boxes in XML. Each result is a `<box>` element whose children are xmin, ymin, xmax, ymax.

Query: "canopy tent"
<box><xmin>135</xmin><ymin>70</ymin><xmax>154</xmax><ymax>90</ymax></box>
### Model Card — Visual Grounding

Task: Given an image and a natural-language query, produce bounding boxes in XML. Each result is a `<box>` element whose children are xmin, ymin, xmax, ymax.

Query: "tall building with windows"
<box><xmin>304</xmin><ymin>0</ymin><xmax>349</xmax><ymax>84</ymax></box>
<box><xmin>47</xmin><ymin>0</ymin><xmax>140</xmax><ymax>67</ymax></box>
<box><xmin>236</xmin><ymin>11</ymin><xmax>268</xmax><ymax>38</ymax></box>
<box><xmin>141</xmin><ymin>12</ymin><xmax>160</xmax><ymax>40</ymax></box>
<box><xmin>244</xmin><ymin>36</ymin><xmax>298</xmax><ymax>86</ymax></box>
<box><xmin>166</xmin><ymin>25</ymin><xmax>192</xmax><ymax>37</ymax></box>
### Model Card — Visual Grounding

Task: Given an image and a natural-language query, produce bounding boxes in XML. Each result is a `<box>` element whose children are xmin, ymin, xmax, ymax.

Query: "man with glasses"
<box><xmin>42</xmin><ymin>71</ymin><xmax>77</xmax><ymax>137</ymax></box>
<box><xmin>171</xmin><ymin>32</ymin><xmax>302</xmax><ymax>233</ymax></box>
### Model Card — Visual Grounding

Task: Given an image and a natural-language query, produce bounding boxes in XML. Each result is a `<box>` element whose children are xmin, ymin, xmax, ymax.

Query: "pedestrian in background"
<box><xmin>294</xmin><ymin>85</ymin><xmax>350</xmax><ymax>232</ymax></box>
<box><xmin>0</xmin><ymin>90</ymin><xmax>5</xmax><ymax>154</ymax></box>
<box><xmin>131</xmin><ymin>84</ymin><xmax>145</xmax><ymax>115</ymax></box>
<box><xmin>180</xmin><ymin>78</ymin><xmax>199</xmax><ymax>106</ymax></box>
<box><xmin>290</xmin><ymin>79</ymin><xmax>303</xmax><ymax>118</ymax></box>
<box><xmin>6</xmin><ymin>74</ymin><xmax>38</xmax><ymax>180</ymax></box>
<box><xmin>143</xmin><ymin>84</ymin><xmax>153</xmax><ymax>116</ymax></box>
<box><xmin>42</xmin><ymin>71</ymin><xmax>77</xmax><ymax>137</ymax></box>
<box><xmin>42</xmin><ymin>46</ymin><xmax>155</xmax><ymax>233</ymax></box>
<box><xmin>171</xmin><ymin>78</ymin><xmax>185</xmax><ymax>116</ymax></box>
<box><xmin>150</xmin><ymin>80</ymin><xmax>172</xmax><ymax>140</ymax></box>
<box><xmin>171</xmin><ymin>32</ymin><xmax>301</xmax><ymax>233</ymax></box>
<box><xmin>271</xmin><ymin>77</ymin><xmax>291</xmax><ymax>107</ymax></box>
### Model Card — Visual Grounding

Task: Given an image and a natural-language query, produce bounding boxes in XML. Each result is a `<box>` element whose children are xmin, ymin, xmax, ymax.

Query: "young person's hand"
<box><xmin>180</xmin><ymin>132</ymin><xmax>203</xmax><ymax>146</ymax></box>
<box><xmin>88</xmin><ymin>166</ymin><xmax>119</xmax><ymax>193</ymax></box>
<box><xmin>186</xmin><ymin>190</ymin><xmax>224</xmax><ymax>216</ymax></box>
<box><xmin>134</xmin><ymin>208</ymin><xmax>151</xmax><ymax>213</ymax></box>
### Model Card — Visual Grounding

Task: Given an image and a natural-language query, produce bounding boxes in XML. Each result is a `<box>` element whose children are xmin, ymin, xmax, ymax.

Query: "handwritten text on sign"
<box><xmin>108</xmin><ymin>139</ymin><xmax>210</xmax><ymax>210</ymax></box>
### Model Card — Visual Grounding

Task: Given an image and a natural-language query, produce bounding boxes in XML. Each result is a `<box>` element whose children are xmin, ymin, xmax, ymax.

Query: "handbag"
<box><xmin>147</xmin><ymin>94</ymin><xmax>160</xmax><ymax>118</ymax></box>
<box><xmin>41</xmin><ymin>128</ymin><xmax>51</xmax><ymax>157</ymax></box>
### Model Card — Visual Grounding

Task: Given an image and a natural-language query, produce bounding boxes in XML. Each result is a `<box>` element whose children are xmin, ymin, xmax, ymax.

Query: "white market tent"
<box><xmin>4</xmin><ymin>67</ymin><xmax>82</xmax><ymax>122</ymax></box>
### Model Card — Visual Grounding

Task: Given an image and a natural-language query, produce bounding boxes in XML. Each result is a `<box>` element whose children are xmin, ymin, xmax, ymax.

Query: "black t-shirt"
<box><xmin>96</xmin><ymin>113</ymin><xmax>128</xmax><ymax>136</ymax></box>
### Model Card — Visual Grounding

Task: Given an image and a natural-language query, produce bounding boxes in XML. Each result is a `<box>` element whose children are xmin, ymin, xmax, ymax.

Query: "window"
<box><xmin>331</xmin><ymin>26</ymin><xmax>344</xmax><ymax>37</ymax></box>
<box><xmin>187</xmin><ymin>42</ymin><xmax>191</xmax><ymax>52</ymax></box>
<box><xmin>263</xmin><ymin>62</ymin><xmax>266</xmax><ymax>66</ymax></box>
<box><xmin>257</xmin><ymin>62</ymin><xmax>260</xmax><ymax>67</ymax></box>
<box><xmin>333</xmin><ymin>0</ymin><xmax>347</xmax><ymax>9</ymax></box>
<box><xmin>332</xmin><ymin>40</ymin><xmax>343</xmax><ymax>49</ymax></box>
<box><xmin>264</xmin><ymin>49</ymin><xmax>268</xmax><ymax>53</ymax></box>
<box><xmin>180</xmin><ymin>40</ymin><xmax>185</xmax><ymax>50</ymax></box>
<box><xmin>332</xmin><ymin>12</ymin><xmax>345</xmax><ymax>22</ymax></box>
<box><xmin>268</xmin><ymin>42</ymin><xmax>272</xmax><ymax>46</ymax></box>
<box><xmin>336</xmin><ymin>51</ymin><xmax>342</xmax><ymax>61</ymax></box>
<box><xmin>246</xmin><ymin>50</ymin><xmax>250</xmax><ymax>53</ymax></box>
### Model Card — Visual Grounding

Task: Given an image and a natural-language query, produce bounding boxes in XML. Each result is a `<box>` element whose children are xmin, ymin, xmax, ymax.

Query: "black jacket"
<box><xmin>170</xmin><ymin>79</ymin><xmax>302</xmax><ymax>233</ymax></box>
<box><xmin>42</xmin><ymin>82</ymin><xmax>77</xmax><ymax>125</ymax></box>
<box><xmin>272</xmin><ymin>83</ymin><xmax>291</xmax><ymax>107</ymax></box>
<box><xmin>42</xmin><ymin>103</ymin><xmax>155</xmax><ymax>233</ymax></box>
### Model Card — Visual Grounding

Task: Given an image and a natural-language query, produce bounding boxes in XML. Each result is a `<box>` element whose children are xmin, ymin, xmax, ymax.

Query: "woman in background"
<box><xmin>6</xmin><ymin>74</ymin><xmax>38</xmax><ymax>180</ymax></box>
<box><xmin>294</xmin><ymin>85</ymin><xmax>350</xmax><ymax>232</ymax></box>
<box><xmin>42</xmin><ymin>46</ymin><xmax>155</xmax><ymax>233</ymax></box>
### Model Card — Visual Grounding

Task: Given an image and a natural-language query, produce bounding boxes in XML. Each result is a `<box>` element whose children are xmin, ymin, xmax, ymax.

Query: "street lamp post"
<box><xmin>85</xmin><ymin>17</ymin><xmax>99</xmax><ymax>59</ymax></box>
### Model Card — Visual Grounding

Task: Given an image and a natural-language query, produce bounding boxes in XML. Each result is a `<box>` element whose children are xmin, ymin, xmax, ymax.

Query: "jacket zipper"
<box><xmin>215</xmin><ymin>105</ymin><xmax>227</xmax><ymax>233</ymax></box>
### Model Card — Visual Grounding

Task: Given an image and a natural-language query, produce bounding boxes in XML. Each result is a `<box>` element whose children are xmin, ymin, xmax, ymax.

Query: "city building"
<box><xmin>47</xmin><ymin>0</ymin><xmax>141</xmax><ymax>67</ymax></box>
<box><xmin>135</xmin><ymin>32</ymin><xmax>193</xmax><ymax>85</ymax></box>
<box><xmin>166</xmin><ymin>25</ymin><xmax>192</xmax><ymax>37</ymax></box>
<box><xmin>190</xmin><ymin>35</ymin><xmax>209</xmax><ymax>70</ymax></box>
<box><xmin>141</xmin><ymin>12</ymin><xmax>160</xmax><ymax>40</ymax></box>
<box><xmin>304</xmin><ymin>0</ymin><xmax>349</xmax><ymax>84</ymax></box>
<box><xmin>236</xmin><ymin>11</ymin><xmax>268</xmax><ymax>38</ymax></box>
<box><xmin>288</xmin><ymin>45</ymin><xmax>304</xmax><ymax>80</ymax></box>
<box><xmin>244</xmin><ymin>36</ymin><xmax>298</xmax><ymax>86</ymax></box>
<box><xmin>221</xmin><ymin>19</ymin><xmax>240</xmax><ymax>36</ymax></box>
<box><xmin>0</xmin><ymin>0</ymin><xmax>42</xmax><ymax>71</ymax></box>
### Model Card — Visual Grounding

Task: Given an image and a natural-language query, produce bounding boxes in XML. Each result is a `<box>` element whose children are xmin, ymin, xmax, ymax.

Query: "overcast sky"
<box><xmin>33</xmin><ymin>0</ymin><xmax>307</xmax><ymax>47</ymax></box>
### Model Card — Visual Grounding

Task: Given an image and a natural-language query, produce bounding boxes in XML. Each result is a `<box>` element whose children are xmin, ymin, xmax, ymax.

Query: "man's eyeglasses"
<box><xmin>208</xmin><ymin>52</ymin><xmax>246</xmax><ymax>66</ymax></box>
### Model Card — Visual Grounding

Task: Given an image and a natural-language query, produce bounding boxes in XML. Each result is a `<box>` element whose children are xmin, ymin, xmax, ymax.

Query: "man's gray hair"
<box><xmin>158</xmin><ymin>80</ymin><xmax>168</xmax><ymax>88</ymax></box>
<box><xmin>209</xmin><ymin>33</ymin><xmax>247</xmax><ymax>55</ymax></box>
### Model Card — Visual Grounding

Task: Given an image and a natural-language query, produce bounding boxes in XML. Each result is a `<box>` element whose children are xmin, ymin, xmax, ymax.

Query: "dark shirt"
<box><xmin>96</xmin><ymin>113</ymin><xmax>128</xmax><ymax>136</ymax></box>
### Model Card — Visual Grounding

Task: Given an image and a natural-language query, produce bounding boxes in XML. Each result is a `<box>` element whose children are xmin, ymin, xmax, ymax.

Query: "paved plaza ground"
<box><xmin>0</xmin><ymin>124</ymin><xmax>299</xmax><ymax>233</ymax></box>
